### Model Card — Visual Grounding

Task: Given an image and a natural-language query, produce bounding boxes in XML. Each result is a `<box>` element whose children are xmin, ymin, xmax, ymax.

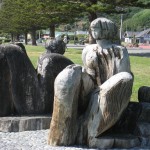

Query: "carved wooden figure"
<box><xmin>37</xmin><ymin>53</ymin><xmax>74</xmax><ymax>114</ymax></box>
<box><xmin>0</xmin><ymin>44</ymin><xmax>41</xmax><ymax>116</ymax></box>
<box><xmin>48</xmin><ymin>18</ymin><xmax>133</xmax><ymax>149</ymax></box>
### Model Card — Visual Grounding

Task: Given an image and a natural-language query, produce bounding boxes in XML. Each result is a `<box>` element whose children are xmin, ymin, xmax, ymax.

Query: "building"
<box><xmin>123</xmin><ymin>31</ymin><xmax>140</xmax><ymax>43</ymax></box>
<box><xmin>75</xmin><ymin>30</ymin><xmax>88</xmax><ymax>35</ymax></box>
<box><xmin>123</xmin><ymin>29</ymin><xmax>150</xmax><ymax>44</ymax></box>
<box><xmin>135</xmin><ymin>28</ymin><xmax>150</xmax><ymax>44</ymax></box>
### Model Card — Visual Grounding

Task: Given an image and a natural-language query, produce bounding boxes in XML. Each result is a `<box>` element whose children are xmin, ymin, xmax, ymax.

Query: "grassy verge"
<box><xmin>25</xmin><ymin>45</ymin><xmax>45</xmax><ymax>67</ymax></box>
<box><xmin>130</xmin><ymin>56</ymin><xmax>150</xmax><ymax>101</ymax></box>
<box><xmin>65</xmin><ymin>48</ymin><xmax>82</xmax><ymax>65</ymax></box>
<box><xmin>25</xmin><ymin>45</ymin><xmax>83</xmax><ymax>67</ymax></box>
<box><xmin>25</xmin><ymin>45</ymin><xmax>150</xmax><ymax>102</ymax></box>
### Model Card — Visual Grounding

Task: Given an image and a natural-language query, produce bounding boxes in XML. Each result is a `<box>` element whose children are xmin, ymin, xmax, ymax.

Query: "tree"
<box><xmin>0</xmin><ymin>0</ymin><xmax>150</xmax><ymax>45</ymax></box>
<box><xmin>123</xmin><ymin>9</ymin><xmax>150</xmax><ymax>31</ymax></box>
<box><xmin>0</xmin><ymin>0</ymin><xmax>17</xmax><ymax>41</ymax></box>
<box><xmin>0</xmin><ymin>0</ymin><xmax>49</xmax><ymax>45</ymax></box>
<box><xmin>57</xmin><ymin>0</ymin><xmax>150</xmax><ymax>43</ymax></box>
<box><xmin>0</xmin><ymin>0</ymin><xmax>83</xmax><ymax>45</ymax></box>
<box><xmin>36</xmin><ymin>0</ymin><xmax>84</xmax><ymax>38</ymax></box>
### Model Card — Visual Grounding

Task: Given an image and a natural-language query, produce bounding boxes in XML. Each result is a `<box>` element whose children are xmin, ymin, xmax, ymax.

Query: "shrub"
<box><xmin>68</xmin><ymin>35</ymin><xmax>78</xmax><ymax>40</ymax></box>
<box><xmin>4</xmin><ymin>39</ymin><xmax>11</xmax><ymax>43</ymax></box>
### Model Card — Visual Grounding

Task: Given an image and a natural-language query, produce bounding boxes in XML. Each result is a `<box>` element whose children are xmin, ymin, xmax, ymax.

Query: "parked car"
<box><xmin>36</xmin><ymin>38</ymin><xmax>45</xmax><ymax>43</ymax></box>
<box><xmin>79</xmin><ymin>38</ymin><xmax>85</xmax><ymax>45</ymax></box>
<box><xmin>78</xmin><ymin>38</ymin><xmax>89</xmax><ymax>45</ymax></box>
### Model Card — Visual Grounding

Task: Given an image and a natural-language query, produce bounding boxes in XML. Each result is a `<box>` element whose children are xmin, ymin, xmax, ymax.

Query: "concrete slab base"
<box><xmin>0</xmin><ymin>115</ymin><xmax>51</xmax><ymax>132</ymax></box>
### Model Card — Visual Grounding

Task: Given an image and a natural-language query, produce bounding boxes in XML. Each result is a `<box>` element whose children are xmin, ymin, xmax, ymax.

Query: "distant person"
<box><xmin>63</xmin><ymin>35</ymin><xmax>69</xmax><ymax>50</ymax></box>
<box><xmin>63</xmin><ymin>35</ymin><xmax>68</xmax><ymax>44</ymax></box>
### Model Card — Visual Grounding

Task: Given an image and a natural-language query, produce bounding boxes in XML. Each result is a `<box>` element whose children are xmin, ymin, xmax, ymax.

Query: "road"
<box><xmin>67</xmin><ymin>44</ymin><xmax>150</xmax><ymax>55</ymax></box>
<box><xmin>36</xmin><ymin>43</ymin><xmax>150</xmax><ymax>56</ymax></box>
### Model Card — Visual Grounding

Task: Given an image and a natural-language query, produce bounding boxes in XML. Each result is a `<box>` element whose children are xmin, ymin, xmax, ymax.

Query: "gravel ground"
<box><xmin>0</xmin><ymin>130</ymin><xmax>150</xmax><ymax>150</ymax></box>
<box><xmin>0</xmin><ymin>130</ymin><xmax>97</xmax><ymax>150</ymax></box>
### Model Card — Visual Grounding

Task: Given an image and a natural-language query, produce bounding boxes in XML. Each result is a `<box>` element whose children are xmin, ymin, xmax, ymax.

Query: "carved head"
<box><xmin>45</xmin><ymin>38</ymin><xmax>66</xmax><ymax>55</ymax></box>
<box><xmin>90</xmin><ymin>18</ymin><xmax>118</xmax><ymax>40</ymax></box>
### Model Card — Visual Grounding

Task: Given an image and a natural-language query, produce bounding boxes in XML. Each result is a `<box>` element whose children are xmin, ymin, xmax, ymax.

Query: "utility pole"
<box><xmin>0</xmin><ymin>0</ymin><xmax>3</xmax><ymax>9</ymax></box>
<box><xmin>39</xmin><ymin>30</ymin><xmax>40</xmax><ymax>39</ymax></box>
<box><xmin>74</xmin><ymin>22</ymin><xmax>77</xmax><ymax>44</ymax></box>
<box><xmin>120</xmin><ymin>14</ymin><xmax>123</xmax><ymax>40</ymax></box>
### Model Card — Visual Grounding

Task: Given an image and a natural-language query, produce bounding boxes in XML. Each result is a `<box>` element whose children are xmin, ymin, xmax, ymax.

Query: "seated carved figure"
<box><xmin>48</xmin><ymin>18</ymin><xmax>133</xmax><ymax>149</ymax></box>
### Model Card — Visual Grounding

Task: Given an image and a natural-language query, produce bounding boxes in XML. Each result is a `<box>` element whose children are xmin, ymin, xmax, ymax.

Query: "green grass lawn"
<box><xmin>25</xmin><ymin>45</ymin><xmax>45</xmax><ymax>67</ymax></box>
<box><xmin>25</xmin><ymin>45</ymin><xmax>150</xmax><ymax>102</ymax></box>
<box><xmin>130</xmin><ymin>56</ymin><xmax>150</xmax><ymax>101</ymax></box>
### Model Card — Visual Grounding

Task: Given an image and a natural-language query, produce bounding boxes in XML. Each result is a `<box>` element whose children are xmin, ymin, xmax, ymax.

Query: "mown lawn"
<box><xmin>130</xmin><ymin>56</ymin><xmax>150</xmax><ymax>101</ymax></box>
<box><xmin>25</xmin><ymin>45</ymin><xmax>150</xmax><ymax>102</ymax></box>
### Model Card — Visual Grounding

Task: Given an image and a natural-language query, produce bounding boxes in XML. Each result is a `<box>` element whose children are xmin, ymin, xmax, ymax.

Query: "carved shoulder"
<box><xmin>112</xmin><ymin>44</ymin><xmax>131</xmax><ymax>73</ymax></box>
<box><xmin>82</xmin><ymin>44</ymin><xmax>98</xmax><ymax>65</ymax></box>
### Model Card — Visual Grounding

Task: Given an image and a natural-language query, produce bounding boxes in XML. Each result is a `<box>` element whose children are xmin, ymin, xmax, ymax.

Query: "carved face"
<box><xmin>91</xmin><ymin>22</ymin><xmax>109</xmax><ymax>40</ymax></box>
<box><xmin>90</xmin><ymin>18</ymin><xmax>118</xmax><ymax>40</ymax></box>
<box><xmin>91</xmin><ymin>27</ymin><xmax>102</xmax><ymax>40</ymax></box>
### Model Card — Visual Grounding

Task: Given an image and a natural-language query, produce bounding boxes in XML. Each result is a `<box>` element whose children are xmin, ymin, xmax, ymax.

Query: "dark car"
<box><xmin>78</xmin><ymin>38</ymin><xmax>89</xmax><ymax>45</ymax></box>
<box><xmin>79</xmin><ymin>38</ymin><xmax>85</xmax><ymax>45</ymax></box>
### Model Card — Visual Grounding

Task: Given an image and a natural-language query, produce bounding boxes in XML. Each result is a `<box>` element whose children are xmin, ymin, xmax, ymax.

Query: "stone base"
<box><xmin>113</xmin><ymin>134</ymin><xmax>140</xmax><ymax>148</ymax></box>
<box><xmin>0</xmin><ymin>115</ymin><xmax>51</xmax><ymax>132</ymax></box>
<box><xmin>95</xmin><ymin>134</ymin><xmax>140</xmax><ymax>149</ymax></box>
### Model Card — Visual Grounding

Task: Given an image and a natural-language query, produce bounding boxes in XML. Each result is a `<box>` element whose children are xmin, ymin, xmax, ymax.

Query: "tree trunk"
<box><xmin>24</xmin><ymin>32</ymin><xmax>28</xmax><ymax>45</ymax></box>
<box><xmin>11</xmin><ymin>33</ymin><xmax>14</xmax><ymax>43</ymax></box>
<box><xmin>49</xmin><ymin>24</ymin><xmax>55</xmax><ymax>38</ymax></box>
<box><xmin>31</xmin><ymin>29</ymin><xmax>37</xmax><ymax>46</ymax></box>
<box><xmin>88</xmin><ymin>12</ymin><xmax>97</xmax><ymax>44</ymax></box>
<box><xmin>16</xmin><ymin>34</ymin><xmax>20</xmax><ymax>42</ymax></box>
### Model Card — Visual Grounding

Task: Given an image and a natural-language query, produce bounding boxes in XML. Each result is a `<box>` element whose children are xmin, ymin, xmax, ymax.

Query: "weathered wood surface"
<box><xmin>48</xmin><ymin>65</ymin><xmax>95</xmax><ymax>146</ymax></box>
<box><xmin>47</xmin><ymin>18</ymin><xmax>142</xmax><ymax>149</ymax></box>
<box><xmin>45</xmin><ymin>38</ymin><xmax>66</xmax><ymax>54</ymax></box>
<box><xmin>48</xmin><ymin>65</ymin><xmax>82</xmax><ymax>146</ymax></box>
<box><xmin>138</xmin><ymin>86</ymin><xmax>150</xmax><ymax>103</ymax></box>
<box><xmin>77</xmin><ymin>72</ymin><xmax>133</xmax><ymax>148</ymax></box>
<box><xmin>82</xmin><ymin>44</ymin><xmax>131</xmax><ymax>86</ymax></box>
<box><xmin>109</xmin><ymin>102</ymin><xmax>142</xmax><ymax>134</ymax></box>
<box><xmin>0</xmin><ymin>43</ymin><xmax>73</xmax><ymax>116</ymax></box>
<box><xmin>138</xmin><ymin>102</ymin><xmax>150</xmax><ymax>122</ymax></box>
<box><xmin>134</xmin><ymin>102</ymin><xmax>150</xmax><ymax>147</ymax></box>
<box><xmin>37</xmin><ymin>53</ymin><xmax>74</xmax><ymax>114</ymax></box>
<box><xmin>0</xmin><ymin>44</ymin><xmax>41</xmax><ymax>116</ymax></box>
<box><xmin>48</xmin><ymin>17</ymin><xmax>150</xmax><ymax>149</ymax></box>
